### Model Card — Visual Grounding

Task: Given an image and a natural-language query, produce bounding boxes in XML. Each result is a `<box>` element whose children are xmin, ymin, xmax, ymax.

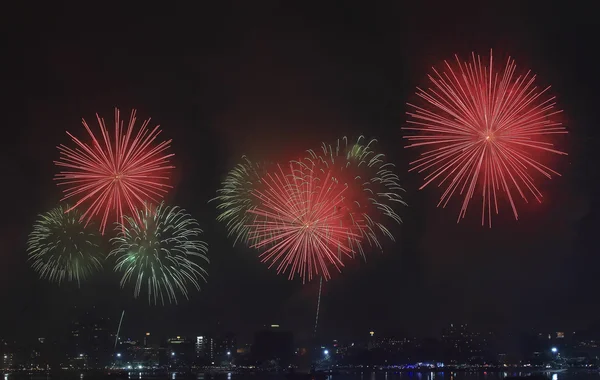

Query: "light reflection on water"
<box><xmin>2</xmin><ymin>371</ymin><xmax>600</xmax><ymax>380</ymax></box>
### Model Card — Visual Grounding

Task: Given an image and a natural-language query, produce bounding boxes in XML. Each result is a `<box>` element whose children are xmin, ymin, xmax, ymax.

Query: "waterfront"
<box><xmin>3</xmin><ymin>371</ymin><xmax>600</xmax><ymax>380</ymax></box>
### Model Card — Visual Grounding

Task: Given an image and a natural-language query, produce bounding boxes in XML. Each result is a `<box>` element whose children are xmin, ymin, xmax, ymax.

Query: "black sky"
<box><xmin>3</xmin><ymin>1</ymin><xmax>599</xmax><ymax>344</ymax></box>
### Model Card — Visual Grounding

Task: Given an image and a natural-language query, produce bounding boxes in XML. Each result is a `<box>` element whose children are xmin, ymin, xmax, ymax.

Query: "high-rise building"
<box><xmin>195</xmin><ymin>335</ymin><xmax>214</xmax><ymax>363</ymax></box>
<box><xmin>2</xmin><ymin>353</ymin><xmax>14</xmax><ymax>370</ymax></box>
<box><xmin>68</xmin><ymin>307</ymin><xmax>115</xmax><ymax>368</ymax></box>
<box><xmin>253</xmin><ymin>324</ymin><xmax>294</xmax><ymax>365</ymax></box>
<box><xmin>167</xmin><ymin>337</ymin><xmax>195</xmax><ymax>368</ymax></box>
<box><xmin>215</xmin><ymin>333</ymin><xmax>237</xmax><ymax>359</ymax></box>
<box><xmin>441</xmin><ymin>323</ymin><xmax>485</xmax><ymax>363</ymax></box>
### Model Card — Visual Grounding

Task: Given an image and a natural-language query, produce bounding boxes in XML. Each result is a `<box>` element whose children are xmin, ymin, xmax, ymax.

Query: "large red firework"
<box><xmin>404</xmin><ymin>51</ymin><xmax>568</xmax><ymax>227</ymax></box>
<box><xmin>247</xmin><ymin>161</ymin><xmax>360</xmax><ymax>282</ymax></box>
<box><xmin>54</xmin><ymin>108</ymin><xmax>174</xmax><ymax>234</ymax></box>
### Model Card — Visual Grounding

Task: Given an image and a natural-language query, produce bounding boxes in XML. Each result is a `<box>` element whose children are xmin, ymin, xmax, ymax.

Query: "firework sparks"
<box><xmin>404</xmin><ymin>51</ymin><xmax>567</xmax><ymax>226</ymax></box>
<box><xmin>54</xmin><ymin>108</ymin><xmax>174</xmax><ymax>234</ymax></box>
<box><xmin>110</xmin><ymin>202</ymin><xmax>209</xmax><ymax>305</ymax></box>
<box><xmin>247</xmin><ymin>161</ymin><xmax>360</xmax><ymax>282</ymax></box>
<box><xmin>305</xmin><ymin>136</ymin><xmax>406</xmax><ymax>256</ymax></box>
<box><xmin>27</xmin><ymin>205</ymin><xmax>103</xmax><ymax>286</ymax></box>
<box><xmin>212</xmin><ymin>156</ymin><xmax>268</xmax><ymax>246</ymax></box>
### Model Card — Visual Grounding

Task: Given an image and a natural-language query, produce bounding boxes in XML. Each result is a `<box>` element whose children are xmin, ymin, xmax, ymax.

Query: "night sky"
<box><xmin>4</xmin><ymin>2</ymin><xmax>599</xmax><ymax>344</ymax></box>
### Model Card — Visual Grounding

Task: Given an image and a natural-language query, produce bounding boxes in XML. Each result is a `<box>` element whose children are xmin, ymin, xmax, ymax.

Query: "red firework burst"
<box><xmin>247</xmin><ymin>161</ymin><xmax>360</xmax><ymax>282</ymax></box>
<box><xmin>54</xmin><ymin>108</ymin><xmax>174</xmax><ymax>234</ymax></box>
<box><xmin>404</xmin><ymin>51</ymin><xmax>568</xmax><ymax>227</ymax></box>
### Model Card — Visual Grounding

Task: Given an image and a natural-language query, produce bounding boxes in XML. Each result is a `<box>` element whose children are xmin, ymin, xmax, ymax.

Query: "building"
<box><xmin>69</xmin><ymin>308</ymin><xmax>115</xmax><ymax>368</ymax></box>
<box><xmin>215</xmin><ymin>333</ymin><xmax>236</xmax><ymax>361</ymax></box>
<box><xmin>252</xmin><ymin>324</ymin><xmax>294</xmax><ymax>365</ymax></box>
<box><xmin>167</xmin><ymin>337</ymin><xmax>195</xmax><ymax>368</ymax></box>
<box><xmin>195</xmin><ymin>335</ymin><xmax>214</xmax><ymax>364</ymax></box>
<box><xmin>2</xmin><ymin>353</ymin><xmax>14</xmax><ymax>370</ymax></box>
<box><xmin>441</xmin><ymin>323</ymin><xmax>486</xmax><ymax>364</ymax></box>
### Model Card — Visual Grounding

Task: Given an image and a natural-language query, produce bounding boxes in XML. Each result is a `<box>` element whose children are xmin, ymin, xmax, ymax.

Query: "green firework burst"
<box><xmin>27</xmin><ymin>205</ymin><xmax>103</xmax><ymax>286</ymax></box>
<box><xmin>304</xmin><ymin>136</ymin><xmax>406</xmax><ymax>256</ymax></box>
<box><xmin>212</xmin><ymin>156</ymin><xmax>268</xmax><ymax>246</ymax></box>
<box><xmin>109</xmin><ymin>202</ymin><xmax>209</xmax><ymax>305</ymax></box>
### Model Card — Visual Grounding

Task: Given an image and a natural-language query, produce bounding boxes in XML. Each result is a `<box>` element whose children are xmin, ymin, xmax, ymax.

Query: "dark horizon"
<box><xmin>3</xmin><ymin>2</ymin><xmax>599</xmax><ymax>345</ymax></box>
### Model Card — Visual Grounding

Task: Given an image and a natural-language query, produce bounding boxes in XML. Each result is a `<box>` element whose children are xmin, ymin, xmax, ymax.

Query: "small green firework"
<box><xmin>27</xmin><ymin>205</ymin><xmax>103</xmax><ymax>286</ymax></box>
<box><xmin>110</xmin><ymin>202</ymin><xmax>209</xmax><ymax>305</ymax></box>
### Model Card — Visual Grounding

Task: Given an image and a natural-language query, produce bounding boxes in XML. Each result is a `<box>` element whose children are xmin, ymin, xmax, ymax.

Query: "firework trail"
<box><xmin>404</xmin><ymin>51</ymin><xmax>567</xmax><ymax>226</ymax></box>
<box><xmin>55</xmin><ymin>108</ymin><xmax>174</xmax><ymax>234</ymax></box>
<box><xmin>27</xmin><ymin>205</ymin><xmax>103</xmax><ymax>286</ymax></box>
<box><xmin>110</xmin><ymin>202</ymin><xmax>209</xmax><ymax>305</ymax></box>
<box><xmin>247</xmin><ymin>161</ymin><xmax>360</xmax><ymax>282</ymax></box>
<box><xmin>305</xmin><ymin>136</ymin><xmax>406</xmax><ymax>256</ymax></box>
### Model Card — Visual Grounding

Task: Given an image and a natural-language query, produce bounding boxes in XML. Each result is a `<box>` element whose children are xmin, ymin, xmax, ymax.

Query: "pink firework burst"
<box><xmin>404</xmin><ymin>51</ymin><xmax>568</xmax><ymax>227</ymax></box>
<box><xmin>247</xmin><ymin>161</ymin><xmax>360</xmax><ymax>282</ymax></box>
<box><xmin>54</xmin><ymin>108</ymin><xmax>174</xmax><ymax>234</ymax></box>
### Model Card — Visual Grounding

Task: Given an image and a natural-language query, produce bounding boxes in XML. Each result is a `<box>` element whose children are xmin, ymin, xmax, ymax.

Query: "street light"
<box><xmin>551</xmin><ymin>347</ymin><xmax>558</xmax><ymax>353</ymax></box>
<box><xmin>116</xmin><ymin>353</ymin><xmax>122</xmax><ymax>358</ymax></box>
<box><xmin>227</xmin><ymin>351</ymin><xmax>231</xmax><ymax>356</ymax></box>
<box><xmin>323</xmin><ymin>349</ymin><xmax>329</xmax><ymax>356</ymax></box>
<box><xmin>171</xmin><ymin>352</ymin><xmax>175</xmax><ymax>356</ymax></box>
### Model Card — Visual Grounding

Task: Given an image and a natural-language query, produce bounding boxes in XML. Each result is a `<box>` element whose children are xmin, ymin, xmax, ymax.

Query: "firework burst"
<box><xmin>404</xmin><ymin>51</ymin><xmax>567</xmax><ymax>226</ymax></box>
<box><xmin>305</xmin><ymin>136</ymin><xmax>406</xmax><ymax>256</ymax></box>
<box><xmin>27</xmin><ymin>205</ymin><xmax>103</xmax><ymax>286</ymax></box>
<box><xmin>109</xmin><ymin>202</ymin><xmax>209</xmax><ymax>305</ymax></box>
<box><xmin>247</xmin><ymin>161</ymin><xmax>360</xmax><ymax>282</ymax></box>
<box><xmin>54</xmin><ymin>108</ymin><xmax>174</xmax><ymax>234</ymax></box>
<box><xmin>212</xmin><ymin>156</ymin><xmax>268</xmax><ymax>246</ymax></box>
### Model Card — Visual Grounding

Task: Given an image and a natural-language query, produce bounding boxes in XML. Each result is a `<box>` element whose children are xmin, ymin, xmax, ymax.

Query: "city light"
<box><xmin>171</xmin><ymin>352</ymin><xmax>175</xmax><ymax>356</ymax></box>
<box><xmin>227</xmin><ymin>351</ymin><xmax>231</xmax><ymax>355</ymax></box>
<box><xmin>116</xmin><ymin>353</ymin><xmax>121</xmax><ymax>358</ymax></box>
<box><xmin>551</xmin><ymin>347</ymin><xmax>558</xmax><ymax>353</ymax></box>
<box><xmin>79</xmin><ymin>353</ymin><xmax>83</xmax><ymax>357</ymax></box>
<box><xmin>323</xmin><ymin>349</ymin><xmax>329</xmax><ymax>355</ymax></box>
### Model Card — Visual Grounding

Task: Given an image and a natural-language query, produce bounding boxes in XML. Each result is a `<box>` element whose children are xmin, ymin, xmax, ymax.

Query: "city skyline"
<box><xmin>2</xmin><ymin>317</ymin><xmax>599</xmax><ymax>372</ymax></box>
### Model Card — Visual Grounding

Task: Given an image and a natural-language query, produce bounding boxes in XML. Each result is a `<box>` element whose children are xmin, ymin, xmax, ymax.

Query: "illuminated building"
<box><xmin>215</xmin><ymin>333</ymin><xmax>236</xmax><ymax>360</ymax></box>
<box><xmin>68</xmin><ymin>307</ymin><xmax>115</xmax><ymax>368</ymax></box>
<box><xmin>2</xmin><ymin>353</ymin><xmax>13</xmax><ymax>370</ymax></box>
<box><xmin>167</xmin><ymin>336</ymin><xmax>195</xmax><ymax>368</ymax></box>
